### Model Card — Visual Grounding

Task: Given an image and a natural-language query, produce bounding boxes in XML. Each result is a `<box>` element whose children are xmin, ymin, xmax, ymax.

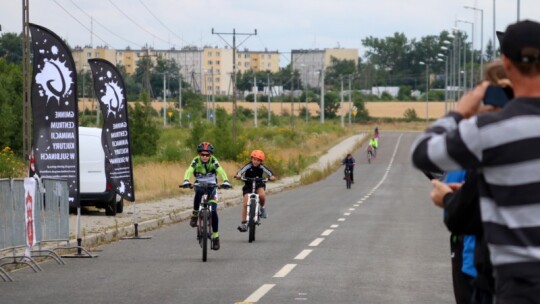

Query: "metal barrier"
<box><xmin>0</xmin><ymin>177</ymin><xmax>76</xmax><ymax>281</ymax></box>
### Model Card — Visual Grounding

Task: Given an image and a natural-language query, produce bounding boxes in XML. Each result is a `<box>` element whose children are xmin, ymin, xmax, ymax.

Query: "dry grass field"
<box><xmin>79</xmin><ymin>98</ymin><xmax>452</xmax><ymax>119</ymax></box>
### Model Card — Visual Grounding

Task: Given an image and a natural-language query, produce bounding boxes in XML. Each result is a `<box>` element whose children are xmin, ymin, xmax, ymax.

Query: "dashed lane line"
<box><xmin>309</xmin><ymin>238</ymin><xmax>325</xmax><ymax>247</ymax></box>
<box><xmin>273</xmin><ymin>264</ymin><xmax>297</xmax><ymax>278</ymax></box>
<box><xmin>321</xmin><ymin>229</ymin><xmax>334</xmax><ymax>236</ymax></box>
<box><xmin>243</xmin><ymin>284</ymin><xmax>276</xmax><ymax>303</ymax></box>
<box><xmin>294</xmin><ymin>249</ymin><xmax>313</xmax><ymax>260</ymax></box>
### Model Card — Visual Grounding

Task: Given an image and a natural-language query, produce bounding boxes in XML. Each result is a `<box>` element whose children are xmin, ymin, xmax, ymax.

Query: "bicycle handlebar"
<box><xmin>239</xmin><ymin>177</ymin><xmax>269</xmax><ymax>182</ymax></box>
<box><xmin>179</xmin><ymin>182</ymin><xmax>232</xmax><ymax>190</ymax></box>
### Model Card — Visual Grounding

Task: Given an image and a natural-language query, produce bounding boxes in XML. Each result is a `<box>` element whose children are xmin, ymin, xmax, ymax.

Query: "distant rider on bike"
<box><xmin>342</xmin><ymin>153</ymin><xmax>356</xmax><ymax>183</ymax></box>
<box><xmin>370</xmin><ymin>136</ymin><xmax>378</xmax><ymax>158</ymax></box>
<box><xmin>234</xmin><ymin>150</ymin><xmax>276</xmax><ymax>232</ymax></box>
<box><xmin>182</xmin><ymin>142</ymin><xmax>231</xmax><ymax>250</ymax></box>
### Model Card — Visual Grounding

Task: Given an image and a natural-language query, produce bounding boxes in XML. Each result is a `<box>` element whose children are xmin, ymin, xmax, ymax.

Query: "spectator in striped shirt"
<box><xmin>411</xmin><ymin>20</ymin><xmax>540</xmax><ymax>303</ymax></box>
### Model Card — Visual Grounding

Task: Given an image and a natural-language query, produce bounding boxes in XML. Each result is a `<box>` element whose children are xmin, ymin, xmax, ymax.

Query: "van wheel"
<box><xmin>105</xmin><ymin>198</ymin><xmax>117</xmax><ymax>216</ymax></box>
<box><xmin>116</xmin><ymin>198</ymin><xmax>124</xmax><ymax>214</ymax></box>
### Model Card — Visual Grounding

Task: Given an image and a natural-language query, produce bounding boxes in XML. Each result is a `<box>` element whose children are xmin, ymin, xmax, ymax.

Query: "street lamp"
<box><xmin>419</xmin><ymin>61</ymin><xmax>429</xmax><ymax>122</ymax></box>
<box><xmin>465</xmin><ymin>5</ymin><xmax>484</xmax><ymax>80</ymax></box>
<box><xmin>457</xmin><ymin>19</ymin><xmax>474</xmax><ymax>89</ymax></box>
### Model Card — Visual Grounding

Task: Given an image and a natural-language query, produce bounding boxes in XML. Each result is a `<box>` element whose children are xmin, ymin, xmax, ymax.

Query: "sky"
<box><xmin>2</xmin><ymin>0</ymin><xmax>538</xmax><ymax>65</ymax></box>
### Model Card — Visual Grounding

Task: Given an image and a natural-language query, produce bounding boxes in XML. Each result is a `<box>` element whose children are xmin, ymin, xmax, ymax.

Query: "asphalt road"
<box><xmin>0</xmin><ymin>132</ymin><xmax>454</xmax><ymax>304</ymax></box>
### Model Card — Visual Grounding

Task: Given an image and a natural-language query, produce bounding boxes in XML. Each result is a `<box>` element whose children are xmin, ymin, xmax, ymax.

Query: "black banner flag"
<box><xmin>88</xmin><ymin>59</ymin><xmax>135</xmax><ymax>202</ymax></box>
<box><xmin>29</xmin><ymin>24</ymin><xmax>80</xmax><ymax>207</ymax></box>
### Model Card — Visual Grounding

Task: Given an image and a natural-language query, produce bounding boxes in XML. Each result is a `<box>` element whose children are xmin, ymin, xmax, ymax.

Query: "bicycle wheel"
<box><xmin>248</xmin><ymin>199</ymin><xmax>257</xmax><ymax>243</ymax></box>
<box><xmin>345</xmin><ymin>171</ymin><xmax>351</xmax><ymax>189</ymax></box>
<box><xmin>367</xmin><ymin>152</ymin><xmax>372</xmax><ymax>164</ymax></box>
<box><xmin>200</xmin><ymin>209</ymin><xmax>208</xmax><ymax>262</ymax></box>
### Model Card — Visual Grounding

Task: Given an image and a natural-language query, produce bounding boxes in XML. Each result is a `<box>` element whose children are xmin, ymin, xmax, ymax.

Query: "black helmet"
<box><xmin>197</xmin><ymin>142</ymin><xmax>215</xmax><ymax>153</ymax></box>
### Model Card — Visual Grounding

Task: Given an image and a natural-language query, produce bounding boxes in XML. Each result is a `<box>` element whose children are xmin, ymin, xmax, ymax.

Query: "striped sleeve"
<box><xmin>236</xmin><ymin>163</ymin><xmax>252</xmax><ymax>176</ymax></box>
<box><xmin>260</xmin><ymin>164</ymin><xmax>274</xmax><ymax>177</ymax></box>
<box><xmin>411</xmin><ymin>112</ymin><xmax>483</xmax><ymax>172</ymax></box>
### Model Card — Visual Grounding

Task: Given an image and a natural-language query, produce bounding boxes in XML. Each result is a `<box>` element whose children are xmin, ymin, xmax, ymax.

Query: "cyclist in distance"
<box><xmin>182</xmin><ymin>142</ymin><xmax>231</xmax><ymax>250</ymax></box>
<box><xmin>342</xmin><ymin>153</ymin><xmax>356</xmax><ymax>183</ymax></box>
<box><xmin>234</xmin><ymin>150</ymin><xmax>276</xmax><ymax>232</ymax></box>
<box><xmin>374</xmin><ymin>126</ymin><xmax>380</xmax><ymax>138</ymax></box>
<box><xmin>370</xmin><ymin>136</ymin><xmax>379</xmax><ymax>158</ymax></box>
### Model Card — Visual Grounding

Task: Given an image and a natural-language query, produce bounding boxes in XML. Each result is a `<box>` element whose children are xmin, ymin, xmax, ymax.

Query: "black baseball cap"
<box><xmin>501</xmin><ymin>20</ymin><xmax>540</xmax><ymax>63</ymax></box>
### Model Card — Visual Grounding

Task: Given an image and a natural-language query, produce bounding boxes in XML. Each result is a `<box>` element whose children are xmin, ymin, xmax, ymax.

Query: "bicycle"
<box><xmin>181</xmin><ymin>177</ymin><xmax>230</xmax><ymax>262</ymax></box>
<box><xmin>240</xmin><ymin>177</ymin><xmax>269</xmax><ymax>243</ymax></box>
<box><xmin>367</xmin><ymin>149</ymin><xmax>374</xmax><ymax>164</ymax></box>
<box><xmin>344</xmin><ymin>165</ymin><xmax>353</xmax><ymax>189</ymax></box>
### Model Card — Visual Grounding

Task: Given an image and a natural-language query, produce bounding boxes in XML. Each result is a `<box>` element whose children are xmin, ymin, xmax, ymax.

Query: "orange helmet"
<box><xmin>250</xmin><ymin>150</ymin><xmax>265</xmax><ymax>161</ymax></box>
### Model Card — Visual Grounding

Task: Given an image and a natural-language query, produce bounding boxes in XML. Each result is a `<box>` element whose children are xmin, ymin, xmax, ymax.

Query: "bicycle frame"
<box><xmin>192</xmin><ymin>181</ymin><xmax>219</xmax><ymax>262</ymax></box>
<box><xmin>241</xmin><ymin>177</ymin><xmax>268</xmax><ymax>243</ymax></box>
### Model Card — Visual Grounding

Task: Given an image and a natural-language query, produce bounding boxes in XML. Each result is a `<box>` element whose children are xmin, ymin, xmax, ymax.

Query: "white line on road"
<box><xmin>244</xmin><ymin>284</ymin><xmax>275</xmax><ymax>303</ymax></box>
<box><xmin>321</xmin><ymin>229</ymin><xmax>333</xmax><ymax>236</ymax></box>
<box><xmin>338</xmin><ymin>218</ymin><xmax>346</xmax><ymax>222</ymax></box>
<box><xmin>273</xmin><ymin>264</ymin><xmax>297</xmax><ymax>278</ymax></box>
<box><xmin>309</xmin><ymin>238</ymin><xmax>325</xmax><ymax>246</ymax></box>
<box><xmin>353</xmin><ymin>204</ymin><xmax>359</xmax><ymax>207</ymax></box>
<box><xmin>349</xmin><ymin>208</ymin><xmax>355</xmax><ymax>211</ymax></box>
<box><xmin>294</xmin><ymin>249</ymin><xmax>313</xmax><ymax>260</ymax></box>
<box><xmin>330</xmin><ymin>224</ymin><xmax>339</xmax><ymax>228</ymax></box>
<box><xmin>344</xmin><ymin>212</ymin><xmax>351</xmax><ymax>216</ymax></box>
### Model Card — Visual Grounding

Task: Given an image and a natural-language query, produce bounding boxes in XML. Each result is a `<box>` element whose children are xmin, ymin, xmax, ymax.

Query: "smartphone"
<box><xmin>422</xmin><ymin>170</ymin><xmax>446</xmax><ymax>181</ymax></box>
<box><xmin>483</xmin><ymin>85</ymin><xmax>514</xmax><ymax>108</ymax></box>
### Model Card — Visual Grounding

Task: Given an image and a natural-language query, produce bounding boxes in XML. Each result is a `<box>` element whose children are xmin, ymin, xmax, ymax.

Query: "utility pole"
<box><xmin>340</xmin><ymin>75</ymin><xmax>344</xmax><ymax>128</ymax></box>
<box><xmin>22</xmin><ymin>0</ymin><xmax>31</xmax><ymax>165</ymax></box>
<box><xmin>348</xmin><ymin>76</ymin><xmax>352</xmax><ymax>125</ymax></box>
<box><xmin>267</xmin><ymin>73</ymin><xmax>271</xmax><ymax>126</ymax></box>
<box><xmin>163</xmin><ymin>74</ymin><xmax>167</xmax><ymax>127</ymax></box>
<box><xmin>212</xmin><ymin>28</ymin><xmax>257</xmax><ymax>140</ymax></box>
<box><xmin>320</xmin><ymin>68</ymin><xmax>325</xmax><ymax>123</ymax></box>
<box><xmin>178</xmin><ymin>73</ymin><xmax>182</xmax><ymax>126</ymax></box>
<box><xmin>254</xmin><ymin>74</ymin><xmax>258</xmax><ymax>127</ymax></box>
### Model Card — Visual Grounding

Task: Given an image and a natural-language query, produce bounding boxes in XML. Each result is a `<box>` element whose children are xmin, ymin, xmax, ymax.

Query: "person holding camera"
<box><xmin>412</xmin><ymin>20</ymin><xmax>540</xmax><ymax>303</ymax></box>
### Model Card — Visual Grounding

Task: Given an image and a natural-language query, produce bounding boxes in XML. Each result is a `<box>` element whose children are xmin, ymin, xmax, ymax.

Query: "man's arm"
<box><xmin>411</xmin><ymin>82</ymin><xmax>489</xmax><ymax>172</ymax></box>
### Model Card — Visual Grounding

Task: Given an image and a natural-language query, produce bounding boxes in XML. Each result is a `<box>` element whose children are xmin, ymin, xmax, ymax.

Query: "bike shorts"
<box><xmin>242</xmin><ymin>183</ymin><xmax>266</xmax><ymax>196</ymax></box>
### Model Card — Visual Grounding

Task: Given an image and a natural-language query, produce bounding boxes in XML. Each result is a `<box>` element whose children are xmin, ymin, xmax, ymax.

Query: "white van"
<box><xmin>79</xmin><ymin>127</ymin><xmax>123</xmax><ymax>216</ymax></box>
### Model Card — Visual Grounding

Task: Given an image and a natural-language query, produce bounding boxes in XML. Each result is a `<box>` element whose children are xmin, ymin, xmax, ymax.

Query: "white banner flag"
<box><xmin>24</xmin><ymin>178</ymin><xmax>37</xmax><ymax>256</ymax></box>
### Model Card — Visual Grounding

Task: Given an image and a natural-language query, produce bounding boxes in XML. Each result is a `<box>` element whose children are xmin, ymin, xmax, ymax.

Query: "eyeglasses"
<box><xmin>200</xmin><ymin>153</ymin><xmax>210</xmax><ymax>157</ymax></box>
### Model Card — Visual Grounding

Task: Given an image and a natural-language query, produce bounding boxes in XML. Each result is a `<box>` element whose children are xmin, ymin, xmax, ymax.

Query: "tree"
<box><xmin>0</xmin><ymin>58</ymin><xmax>23</xmax><ymax>154</ymax></box>
<box><xmin>325</xmin><ymin>57</ymin><xmax>356</xmax><ymax>88</ymax></box>
<box><xmin>322</xmin><ymin>91</ymin><xmax>340</xmax><ymax>118</ymax></box>
<box><xmin>0</xmin><ymin>33</ymin><xmax>23</xmax><ymax>65</ymax></box>
<box><xmin>128</xmin><ymin>92</ymin><xmax>159</xmax><ymax>156</ymax></box>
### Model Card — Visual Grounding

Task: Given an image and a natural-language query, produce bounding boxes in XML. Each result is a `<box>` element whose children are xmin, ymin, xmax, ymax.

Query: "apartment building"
<box><xmin>72</xmin><ymin>46</ymin><xmax>117</xmax><ymax>73</ymax></box>
<box><xmin>291</xmin><ymin>48</ymin><xmax>358</xmax><ymax>88</ymax></box>
<box><xmin>236</xmin><ymin>49</ymin><xmax>280</xmax><ymax>73</ymax></box>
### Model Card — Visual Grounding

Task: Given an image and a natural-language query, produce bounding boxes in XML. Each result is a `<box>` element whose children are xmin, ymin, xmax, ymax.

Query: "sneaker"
<box><xmin>237</xmin><ymin>223</ymin><xmax>247</xmax><ymax>232</ymax></box>
<box><xmin>189</xmin><ymin>215</ymin><xmax>198</xmax><ymax>228</ymax></box>
<box><xmin>260</xmin><ymin>207</ymin><xmax>267</xmax><ymax>219</ymax></box>
<box><xmin>212</xmin><ymin>237</ymin><xmax>220</xmax><ymax>250</ymax></box>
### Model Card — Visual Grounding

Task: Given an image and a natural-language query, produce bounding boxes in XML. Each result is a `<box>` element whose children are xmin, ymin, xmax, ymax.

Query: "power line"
<box><xmin>52</xmin><ymin>0</ymin><xmax>111</xmax><ymax>47</ymax></box>
<box><xmin>68</xmin><ymin>0</ymin><xmax>143</xmax><ymax>49</ymax></box>
<box><xmin>138</xmin><ymin>0</ymin><xmax>188</xmax><ymax>47</ymax></box>
<box><xmin>108</xmin><ymin>0</ymin><xmax>172</xmax><ymax>48</ymax></box>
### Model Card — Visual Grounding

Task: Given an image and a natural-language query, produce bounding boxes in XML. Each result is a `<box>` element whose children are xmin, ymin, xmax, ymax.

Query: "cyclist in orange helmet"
<box><xmin>234</xmin><ymin>149</ymin><xmax>276</xmax><ymax>232</ymax></box>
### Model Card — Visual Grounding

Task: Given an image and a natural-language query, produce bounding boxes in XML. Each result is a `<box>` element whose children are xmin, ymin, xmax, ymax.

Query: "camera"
<box><xmin>483</xmin><ymin>85</ymin><xmax>514</xmax><ymax>108</ymax></box>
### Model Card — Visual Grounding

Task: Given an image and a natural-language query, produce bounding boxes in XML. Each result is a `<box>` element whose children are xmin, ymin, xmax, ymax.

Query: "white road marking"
<box><xmin>294</xmin><ymin>249</ymin><xmax>312</xmax><ymax>260</ymax></box>
<box><xmin>309</xmin><ymin>238</ymin><xmax>325</xmax><ymax>246</ymax></box>
<box><xmin>244</xmin><ymin>284</ymin><xmax>275</xmax><ymax>303</ymax></box>
<box><xmin>321</xmin><ymin>229</ymin><xmax>333</xmax><ymax>236</ymax></box>
<box><xmin>273</xmin><ymin>264</ymin><xmax>297</xmax><ymax>278</ymax></box>
<box><xmin>353</xmin><ymin>204</ymin><xmax>359</xmax><ymax>207</ymax></box>
<box><xmin>349</xmin><ymin>208</ymin><xmax>355</xmax><ymax>211</ymax></box>
<box><xmin>344</xmin><ymin>212</ymin><xmax>351</xmax><ymax>216</ymax></box>
<box><xmin>330</xmin><ymin>224</ymin><xmax>339</xmax><ymax>228</ymax></box>
<box><xmin>338</xmin><ymin>218</ymin><xmax>346</xmax><ymax>222</ymax></box>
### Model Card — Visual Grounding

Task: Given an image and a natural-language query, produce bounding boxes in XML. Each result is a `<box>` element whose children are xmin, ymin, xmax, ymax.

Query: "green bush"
<box><xmin>0</xmin><ymin>146</ymin><xmax>24</xmax><ymax>178</ymax></box>
<box><xmin>403</xmin><ymin>108</ymin><xmax>418</xmax><ymax>121</ymax></box>
<box><xmin>128</xmin><ymin>92</ymin><xmax>159</xmax><ymax>156</ymax></box>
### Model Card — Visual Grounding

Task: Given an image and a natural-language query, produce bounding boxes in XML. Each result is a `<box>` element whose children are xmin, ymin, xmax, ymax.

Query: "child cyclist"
<box><xmin>341</xmin><ymin>153</ymin><xmax>356</xmax><ymax>183</ymax></box>
<box><xmin>181</xmin><ymin>142</ymin><xmax>231</xmax><ymax>250</ymax></box>
<box><xmin>370</xmin><ymin>136</ymin><xmax>378</xmax><ymax>158</ymax></box>
<box><xmin>234</xmin><ymin>150</ymin><xmax>276</xmax><ymax>232</ymax></box>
